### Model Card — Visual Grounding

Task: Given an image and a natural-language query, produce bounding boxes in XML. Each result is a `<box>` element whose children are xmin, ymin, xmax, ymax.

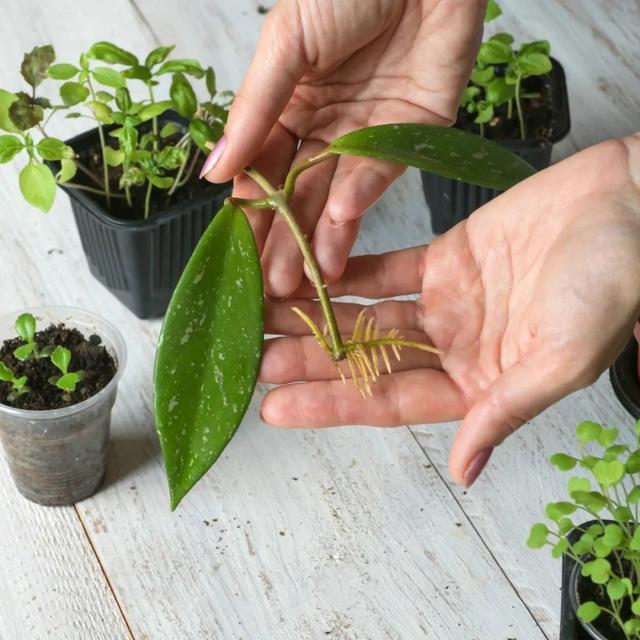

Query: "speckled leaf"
<box><xmin>154</xmin><ymin>204</ymin><xmax>263</xmax><ymax>510</ymax></box>
<box><xmin>329</xmin><ymin>123</ymin><xmax>535</xmax><ymax>191</ymax></box>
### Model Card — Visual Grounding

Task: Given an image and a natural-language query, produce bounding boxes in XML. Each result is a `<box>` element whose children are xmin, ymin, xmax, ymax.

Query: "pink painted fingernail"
<box><xmin>199</xmin><ymin>135</ymin><xmax>227</xmax><ymax>179</ymax></box>
<box><xmin>463</xmin><ymin>447</ymin><xmax>493</xmax><ymax>488</ymax></box>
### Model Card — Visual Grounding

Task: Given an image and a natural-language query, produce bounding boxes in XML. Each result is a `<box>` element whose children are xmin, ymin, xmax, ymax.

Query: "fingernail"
<box><xmin>199</xmin><ymin>135</ymin><xmax>227</xmax><ymax>179</ymax></box>
<box><xmin>463</xmin><ymin>447</ymin><xmax>493</xmax><ymax>488</ymax></box>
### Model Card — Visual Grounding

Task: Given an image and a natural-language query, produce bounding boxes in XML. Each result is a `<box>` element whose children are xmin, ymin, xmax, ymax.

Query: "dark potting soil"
<box><xmin>457</xmin><ymin>74</ymin><xmax>555</xmax><ymax>141</ymax></box>
<box><xmin>577</xmin><ymin>571</ymin><xmax>629</xmax><ymax>639</ymax></box>
<box><xmin>0</xmin><ymin>324</ymin><xmax>117</xmax><ymax>410</ymax></box>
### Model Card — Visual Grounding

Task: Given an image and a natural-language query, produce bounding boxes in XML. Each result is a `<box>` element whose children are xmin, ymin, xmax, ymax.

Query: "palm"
<box><xmin>259</xmin><ymin>135</ymin><xmax>640</xmax><ymax>484</ymax></box>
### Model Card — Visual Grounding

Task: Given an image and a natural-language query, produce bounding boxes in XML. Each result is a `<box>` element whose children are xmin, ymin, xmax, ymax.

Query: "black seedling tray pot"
<box><xmin>610</xmin><ymin>337</ymin><xmax>640</xmax><ymax>420</ymax></box>
<box><xmin>54</xmin><ymin>112</ymin><xmax>231</xmax><ymax>319</ymax></box>
<box><xmin>422</xmin><ymin>57</ymin><xmax>570</xmax><ymax>235</ymax></box>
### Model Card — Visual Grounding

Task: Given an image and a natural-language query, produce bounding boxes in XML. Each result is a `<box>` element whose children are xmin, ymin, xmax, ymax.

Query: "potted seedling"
<box><xmin>610</xmin><ymin>324</ymin><xmax>640</xmax><ymax>420</ymax></box>
<box><xmin>422</xmin><ymin>0</ymin><xmax>570</xmax><ymax>234</ymax></box>
<box><xmin>0</xmin><ymin>307</ymin><xmax>126</xmax><ymax>505</ymax></box>
<box><xmin>0</xmin><ymin>43</ymin><xmax>233</xmax><ymax>318</ymax></box>
<box><xmin>528</xmin><ymin>420</ymin><xmax>640</xmax><ymax>639</ymax></box>
<box><xmin>152</xmin><ymin>121</ymin><xmax>536</xmax><ymax>509</ymax></box>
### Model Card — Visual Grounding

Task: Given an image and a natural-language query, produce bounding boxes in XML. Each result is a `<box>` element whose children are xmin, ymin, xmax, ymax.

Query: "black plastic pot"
<box><xmin>56</xmin><ymin>114</ymin><xmax>231</xmax><ymax>319</ymax></box>
<box><xmin>610</xmin><ymin>336</ymin><xmax>640</xmax><ymax>420</ymax></box>
<box><xmin>422</xmin><ymin>57</ymin><xmax>570</xmax><ymax>235</ymax></box>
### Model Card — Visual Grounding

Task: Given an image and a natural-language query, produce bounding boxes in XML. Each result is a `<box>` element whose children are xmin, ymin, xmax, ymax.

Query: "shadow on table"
<box><xmin>103</xmin><ymin>425</ymin><xmax>160</xmax><ymax>489</ymax></box>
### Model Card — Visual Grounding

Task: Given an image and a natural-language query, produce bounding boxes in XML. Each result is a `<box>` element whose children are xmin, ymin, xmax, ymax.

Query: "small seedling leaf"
<box><xmin>51</xmin><ymin>345</ymin><xmax>71</xmax><ymax>375</ymax></box>
<box><xmin>87</xmin><ymin>42</ymin><xmax>138</xmax><ymax>66</ymax></box>
<box><xmin>0</xmin><ymin>362</ymin><xmax>14</xmax><ymax>381</ymax></box>
<box><xmin>577</xmin><ymin>602</ymin><xmax>601</xmax><ymax>624</ymax></box>
<box><xmin>154</xmin><ymin>204</ymin><xmax>263</xmax><ymax>510</ymax></box>
<box><xmin>549</xmin><ymin>453</ymin><xmax>578</xmax><ymax>471</ymax></box>
<box><xmin>15</xmin><ymin>312</ymin><xmax>36</xmax><ymax>342</ymax></box>
<box><xmin>92</xmin><ymin>67</ymin><xmax>126</xmax><ymax>89</ymax></box>
<box><xmin>56</xmin><ymin>372</ymin><xmax>81</xmax><ymax>392</ymax></box>
<box><xmin>0</xmin><ymin>135</ymin><xmax>24</xmax><ymax>163</ymax></box>
<box><xmin>13</xmin><ymin>343</ymin><xmax>34</xmax><ymax>362</ymax></box>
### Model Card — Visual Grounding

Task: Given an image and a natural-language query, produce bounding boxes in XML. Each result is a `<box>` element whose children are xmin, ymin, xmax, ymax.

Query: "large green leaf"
<box><xmin>329</xmin><ymin>124</ymin><xmax>535</xmax><ymax>190</ymax></box>
<box><xmin>154</xmin><ymin>204</ymin><xmax>263</xmax><ymax>510</ymax></box>
<box><xmin>19</xmin><ymin>162</ymin><xmax>56</xmax><ymax>212</ymax></box>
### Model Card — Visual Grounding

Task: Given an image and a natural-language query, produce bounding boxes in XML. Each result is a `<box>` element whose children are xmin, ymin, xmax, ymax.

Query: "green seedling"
<box><xmin>13</xmin><ymin>312</ymin><xmax>53</xmax><ymax>361</ymax></box>
<box><xmin>528</xmin><ymin>420</ymin><xmax>640</xmax><ymax>639</ymax></box>
<box><xmin>49</xmin><ymin>345</ymin><xmax>84</xmax><ymax>393</ymax></box>
<box><xmin>0</xmin><ymin>362</ymin><xmax>30</xmax><ymax>402</ymax></box>
<box><xmin>0</xmin><ymin>42</ymin><xmax>231</xmax><ymax>217</ymax></box>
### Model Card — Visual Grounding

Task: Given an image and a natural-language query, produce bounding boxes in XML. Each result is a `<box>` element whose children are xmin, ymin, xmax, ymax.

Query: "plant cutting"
<box><xmin>422</xmin><ymin>0</ymin><xmax>570</xmax><ymax>234</ymax></box>
<box><xmin>154</xmin><ymin>121</ymin><xmax>536</xmax><ymax>509</ymax></box>
<box><xmin>0</xmin><ymin>307</ymin><xmax>126</xmax><ymax>505</ymax></box>
<box><xmin>610</xmin><ymin>324</ymin><xmax>640</xmax><ymax>421</ymax></box>
<box><xmin>528</xmin><ymin>420</ymin><xmax>640</xmax><ymax>639</ymax></box>
<box><xmin>0</xmin><ymin>43</ymin><xmax>233</xmax><ymax>317</ymax></box>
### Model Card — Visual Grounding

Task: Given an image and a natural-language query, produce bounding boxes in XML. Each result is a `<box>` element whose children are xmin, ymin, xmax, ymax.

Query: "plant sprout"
<box><xmin>528</xmin><ymin>420</ymin><xmax>640</xmax><ymax>639</ymax></box>
<box><xmin>0</xmin><ymin>362</ymin><xmax>30</xmax><ymax>402</ymax></box>
<box><xmin>13</xmin><ymin>312</ymin><xmax>53</xmax><ymax>361</ymax></box>
<box><xmin>49</xmin><ymin>345</ymin><xmax>84</xmax><ymax>393</ymax></box>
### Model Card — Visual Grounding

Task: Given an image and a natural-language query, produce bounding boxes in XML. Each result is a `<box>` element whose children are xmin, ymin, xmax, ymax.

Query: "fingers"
<box><xmin>448</xmin><ymin>354</ymin><xmax>579</xmax><ymax>488</ymax></box>
<box><xmin>312</xmin><ymin>157</ymin><xmax>407</xmax><ymax>281</ymax></box>
<box><xmin>294</xmin><ymin>246</ymin><xmax>427</xmax><ymax>299</ymax></box>
<box><xmin>261</xmin><ymin>141</ymin><xmax>338</xmax><ymax>296</ymax></box>
<box><xmin>203</xmin><ymin>6</ymin><xmax>306</xmax><ymax>183</ymax></box>
<box><xmin>261</xmin><ymin>369</ymin><xmax>465</xmax><ymax>428</ymax></box>
<box><xmin>260</xmin><ymin>331</ymin><xmax>441</xmax><ymax>384</ymax></box>
<box><xmin>265</xmin><ymin>298</ymin><xmax>422</xmax><ymax>336</ymax></box>
<box><xmin>231</xmin><ymin>123</ymin><xmax>297</xmax><ymax>253</ymax></box>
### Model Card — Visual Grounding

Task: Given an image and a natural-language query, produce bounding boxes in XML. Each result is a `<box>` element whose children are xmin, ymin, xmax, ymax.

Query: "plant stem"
<box><xmin>479</xmin><ymin>122</ymin><xmax>484</xmax><ymax>138</ymax></box>
<box><xmin>62</xmin><ymin>182</ymin><xmax>126</xmax><ymax>198</ymax></box>
<box><xmin>270</xmin><ymin>193</ymin><xmax>344</xmax><ymax>360</ymax></box>
<box><xmin>74</xmin><ymin>160</ymin><xmax>104</xmax><ymax>189</ymax></box>
<box><xmin>244</xmin><ymin>167</ymin><xmax>276</xmax><ymax>195</ymax></box>
<box><xmin>515</xmin><ymin>74</ymin><xmax>526</xmax><ymax>140</ymax></box>
<box><xmin>144</xmin><ymin>181</ymin><xmax>153</xmax><ymax>219</ymax></box>
<box><xmin>87</xmin><ymin>78</ymin><xmax>111</xmax><ymax>208</ymax></box>
<box><xmin>148</xmin><ymin>83</ymin><xmax>159</xmax><ymax>152</ymax></box>
<box><xmin>507</xmin><ymin>98</ymin><xmax>513</xmax><ymax>119</ymax></box>
<box><xmin>283</xmin><ymin>148</ymin><xmax>333</xmax><ymax>197</ymax></box>
<box><xmin>169</xmin><ymin>142</ymin><xmax>192</xmax><ymax>196</ymax></box>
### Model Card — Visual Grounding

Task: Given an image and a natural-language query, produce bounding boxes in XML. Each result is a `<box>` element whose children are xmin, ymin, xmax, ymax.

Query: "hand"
<box><xmin>202</xmin><ymin>0</ymin><xmax>486</xmax><ymax>296</ymax></box>
<box><xmin>258</xmin><ymin>134</ymin><xmax>640</xmax><ymax>487</ymax></box>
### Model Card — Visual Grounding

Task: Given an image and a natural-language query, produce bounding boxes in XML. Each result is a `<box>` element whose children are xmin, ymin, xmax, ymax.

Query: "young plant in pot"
<box><xmin>610</xmin><ymin>323</ymin><xmax>640</xmax><ymax>420</ymax></box>
<box><xmin>0</xmin><ymin>43</ymin><xmax>233</xmax><ymax>318</ymax></box>
<box><xmin>152</xmin><ymin>122</ymin><xmax>536</xmax><ymax>509</ymax></box>
<box><xmin>528</xmin><ymin>420</ymin><xmax>640</xmax><ymax>640</ymax></box>
<box><xmin>422</xmin><ymin>0</ymin><xmax>570</xmax><ymax>234</ymax></box>
<box><xmin>0</xmin><ymin>307</ymin><xmax>126</xmax><ymax>506</ymax></box>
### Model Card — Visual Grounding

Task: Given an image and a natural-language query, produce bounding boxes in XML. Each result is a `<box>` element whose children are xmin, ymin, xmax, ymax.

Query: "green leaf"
<box><xmin>56</xmin><ymin>372</ymin><xmax>81</xmax><ymax>392</ymax></box>
<box><xmin>551</xmin><ymin>538</ymin><xmax>569</xmax><ymax>558</ymax></box>
<box><xmin>92</xmin><ymin>67</ymin><xmax>126</xmax><ymax>89</ymax></box>
<box><xmin>490</xmin><ymin>32</ymin><xmax>514</xmax><ymax>45</ymax></box>
<box><xmin>37</xmin><ymin>138</ymin><xmax>74</xmax><ymax>161</ymax></box>
<box><xmin>19</xmin><ymin>162</ymin><xmax>56</xmax><ymax>212</ymax></box>
<box><xmin>571</xmin><ymin>491</ymin><xmax>608</xmax><ymax>512</ymax></box>
<box><xmin>138</xmin><ymin>100</ymin><xmax>173</xmax><ymax>122</ymax></box>
<box><xmin>0</xmin><ymin>362</ymin><xmax>14</xmax><ymax>381</ymax></box>
<box><xmin>104</xmin><ymin>147</ymin><xmax>124</xmax><ymax>167</ymax></box>
<box><xmin>154</xmin><ymin>204</ymin><xmax>263</xmax><ymax>510</ymax></box>
<box><xmin>160</xmin><ymin>122</ymin><xmax>182</xmax><ymax>138</ymax></box>
<box><xmin>577</xmin><ymin>602</ymin><xmax>601</xmax><ymax>624</ymax></box>
<box><xmin>526</xmin><ymin>522</ymin><xmax>548</xmax><ymax>549</ymax></box>
<box><xmin>593</xmin><ymin>459</ymin><xmax>625</xmax><ymax>486</ymax></box>
<box><xmin>21</xmin><ymin>45</ymin><xmax>55</xmax><ymax>88</ymax></box>
<box><xmin>484</xmin><ymin>0</ymin><xmax>502</xmax><ymax>22</ymax></box>
<box><xmin>519</xmin><ymin>40</ymin><xmax>551</xmax><ymax>57</ymax></box>
<box><xmin>156</xmin><ymin>59</ymin><xmax>205</xmax><ymax>78</ymax></box>
<box><xmin>115</xmin><ymin>87</ymin><xmax>132</xmax><ymax>113</ymax></box>
<box><xmin>170</xmin><ymin>72</ymin><xmax>197</xmax><ymax>119</ymax></box>
<box><xmin>602</xmin><ymin>523</ymin><xmax>624</xmax><ymax>547</ymax></box>
<box><xmin>146</xmin><ymin>174</ymin><xmax>174</xmax><ymax>189</ymax></box>
<box><xmin>13</xmin><ymin>343</ymin><xmax>34</xmax><ymax>361</ymax></box>
<box><xmin>87</xmin><ymin>42</ymin><xmax>138</xmax><ymax>66</ymax></box>
<box><xmin>627</xmin><ymin>450</ymin><xmax>640</xmax><ymax>473</ymax></box>
<box><xmin>122</xmin><ymin>65</ymin><xmax>152</xmax><ymax>82</ymax></box>
<box><xmin>518</xmin><ymin>52</ymin><xmax>552</xmax><ymax>76</ymax></box>
<box><xmin>550</xmin><ymin>453</ymin><xmax>578</xmax><ymax>471</ymax></box>
<box><xmin>567</xmin><ymin>476</ymin><xmax>590</xmax><ymax>495</ymax></box>
<box><xmin>577</xmin><ymin>420</ymin><xmax>602</xmax><ymax>443</ymax></box>
<box><xmin>95</xmin><ymin>90</ymin><xmax>114</xmax><ymax>103</ymax></box>
<box><xmin>581</xmin><ymin>558</ymin><xmax>611</xmax><ymax>584</ymax></box>
<box><xmin>557</xmin><ymin>517</ymin><xmax>574</xmax><ymax>536</ymax></box>
<box><xmin>478</xmin><ymin>40</ymin><xmax>514</xmax><ymax>65</ymax></box>
<box><xmin>145</xmin><ymin>45</ymin><xmax>175</xmax><ymax>68</ymax></box>
<box><xmin>470</xmin><ymin>66</ymin><xmax>495</xmax><ymax>85</ymax></box>
<box><xmin>474</xmin><ymin>103</ymin><xmax>494</xmax><ymax>124</ymax></box>
<box><xmin>572</xmin><ymin>532</ymin><xmax>594</xmax><ymax>556</ymax></box>
<box><xmin>48</xmin><ymin>63</ymin><xmax>79</xmax><ymax>80</ymax></box>
<box><xmin>633</xmin><ymin>600</ymin><xmax>640</xmax><ymax>616</ymax></box>
<box><xmin>57</xmin><ymin>158</ymin><xmax>77</xmax><ymax>184</ymax></box>
<box><xmin>51</xmin><ymin>345</ymin><xmax>71</xmax><ymax>375</ymax></box>
<box><xmin>604</xmin><ymin>444</ymin><xmax>628</xmax><ymax>460</ymax></box>
<box><xmin>189</xmin><ymin>118</ymin><xmax>217</xmax><ymax>153</ymax></box>
<box><xmin>15</xmin><ymin>314</ymin><xmax>35</xmax><ymax>342</ymax></box>
<box><xmin>545</xmin><ymin>501</ymin><xmax>576</xmax><ymax>521</ymax></box>
<box><xmin>485</xmin><ymin>77</ymin><xmax>515</xmax><ymax>106</ymax></box>
<box><xmin>329</xmin><ymin>124</ymin><xmax>535</xmax><ymax>191</ymax></box>
<box><xmin>0</xmin><ymin>135</ymin><xmax>23</xmax><ymax>163</ymax></box>
<box><xmin>60</xmin><ymin>81</ymin><xmax>90</xmax><ymax>107</ymax></box>
<box><xmin>597</xmin><ymin>427</ymin><xmax>619</xmax><ymax>448</ymax></box>
<box><xmin>85</xmin><ymin>101</ymin><xmax>114</xmax><ymax>124</ymax></box>
<box><xmin>9</xmin><ymin>93</ymin><xmax>44</xmax><ymax>130</ymax></box>
<box><xmin>205</xmin><ymin>66</ymin><xmax>216</xmax><ymax>96</ymax></box>
<box><xmin>0</xmin><ymin>90</ymin><xmax>19</xmax><ymax>133</ymax></box>
<box><xmin>628</xmin><ymin>486</ymin><xmax>640</xmax><ymax>504</ymax></box>
<box><xmin>625</xmin><ymin>619</ymin><xmax>640</xmax><ymax>635</ymax></box>
<box><xmin>613</xmin><ymin>505</ymin><xmax>633</xmax><ymax>522</ymax></box>
<box><xmin>119</xmin><ymin>166</ymin><xmax>145</xmax><ymax>189</ymax></box>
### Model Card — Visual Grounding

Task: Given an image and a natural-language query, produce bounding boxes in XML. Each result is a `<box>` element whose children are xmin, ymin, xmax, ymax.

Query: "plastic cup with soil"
<box><xmin>0</xmin><ymin>307</ymin><xmax>126</xmax><ymax>506</ymax></box>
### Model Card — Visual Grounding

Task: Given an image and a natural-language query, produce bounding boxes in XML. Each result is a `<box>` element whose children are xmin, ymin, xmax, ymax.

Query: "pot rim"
<box><xmin>0</xmin><ymin>306</ymin><xmax>127</xmax><ymax>420</ymax></box>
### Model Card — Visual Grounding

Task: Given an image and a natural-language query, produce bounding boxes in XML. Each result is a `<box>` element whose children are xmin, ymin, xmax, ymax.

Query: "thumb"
<box><xmin>449</xmin><ymin>354</ymin><xmax>582</xmax><ymax>488</ymax></box>
<box><xmin>204</xmin><ymin>6</ymin><xmax>307</xmax><ymax>183</ymax></box>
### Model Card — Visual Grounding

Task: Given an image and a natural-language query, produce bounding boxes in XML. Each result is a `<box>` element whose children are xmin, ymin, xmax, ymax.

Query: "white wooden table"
<box><xmin>0</xmin><ymin>2</ymin><xmax>638</xmax><ymax>638</ymax></box>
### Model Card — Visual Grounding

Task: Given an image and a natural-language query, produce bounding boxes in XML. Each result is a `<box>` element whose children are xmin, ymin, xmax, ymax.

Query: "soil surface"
<box><xmin>457</xmin><ymin>73</ymin><xmax>556</xmax><ymax>141</ymax></box>
<box><xmin>0</xmin><ymin>324</ymin><xmax>117</xmax><ymax>410</ymax></box>
<box><xmin>577</xmin><ymin>572</ymin><xmax>629</xmax><ymax>639</ymax></box>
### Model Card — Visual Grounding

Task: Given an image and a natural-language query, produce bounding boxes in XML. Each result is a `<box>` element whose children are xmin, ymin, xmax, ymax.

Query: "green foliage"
<box><xmin>49</xmin><ymin>345</ymin><xmax>84</xmax><ymax>392</ymax></box>
<box><xmin>0</xmin><ymin>42</ymin><xmax>232</xmax><ymax>216</ymax></box>
<box><xmin>461</xmin><ymin>9</ymin><xmax>553</xmax><ymax>140</ymax></box>
<box><xmin>528</xmin><ymin>420</ymin><xmax>640</xmax><ymax>637</ymax></box>
<box><xmin>0</xmin><ymin>362</ymin><xmax>30</xmax><ymax>403</ymax></box>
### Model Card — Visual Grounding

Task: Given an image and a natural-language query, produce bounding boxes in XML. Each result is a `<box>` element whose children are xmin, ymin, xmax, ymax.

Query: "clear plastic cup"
<box><xmin>0</xmin><ymin>307</ymin><xmax>126</xmax><ymax>506</ymax></box>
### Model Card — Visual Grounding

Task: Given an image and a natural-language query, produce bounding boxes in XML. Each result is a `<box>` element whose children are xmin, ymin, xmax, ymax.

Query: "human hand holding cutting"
<box><xmin>258</xmin><ymin>135</ymin><xmax>640</xmax><ymax>486</ymax></box>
